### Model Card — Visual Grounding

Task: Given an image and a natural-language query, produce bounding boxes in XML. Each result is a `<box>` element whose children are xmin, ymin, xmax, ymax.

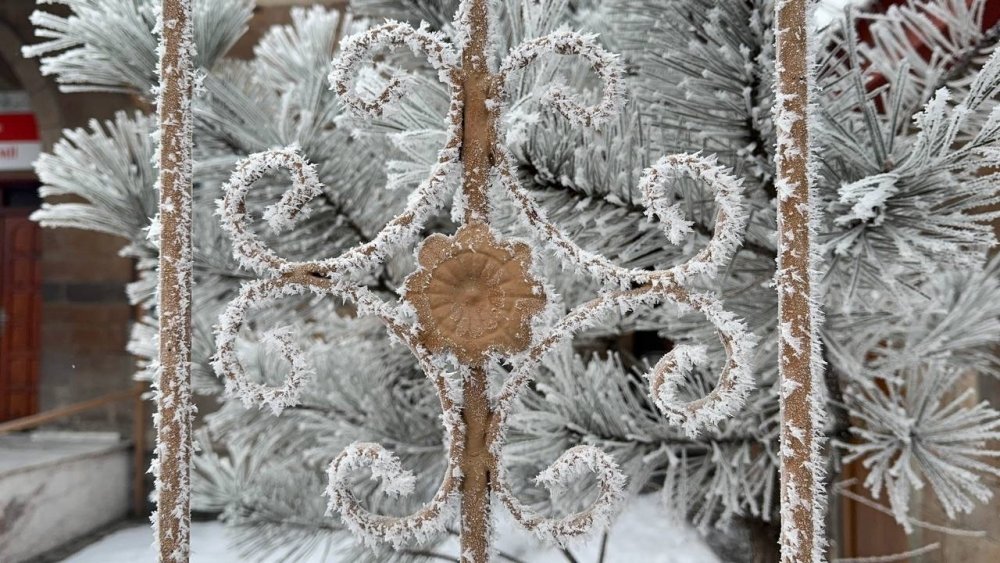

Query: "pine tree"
<box><xmin>25</xmin><ymin>0</ymin><xmax>1000</xmax><ymax>560</ymax></box>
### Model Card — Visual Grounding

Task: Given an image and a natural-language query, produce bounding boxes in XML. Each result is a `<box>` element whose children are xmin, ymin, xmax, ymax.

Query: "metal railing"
<box><xmin>0</xmin><ymin>383</ymin><xmax>148</xmax><ymax>516</ymax></box>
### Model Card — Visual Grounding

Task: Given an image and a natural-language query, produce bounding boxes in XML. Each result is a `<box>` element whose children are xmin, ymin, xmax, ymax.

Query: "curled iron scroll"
<box><xmin>212</xmin><ymin>1</ymin><xmax>757</xmax><ymax>553</ymax></box>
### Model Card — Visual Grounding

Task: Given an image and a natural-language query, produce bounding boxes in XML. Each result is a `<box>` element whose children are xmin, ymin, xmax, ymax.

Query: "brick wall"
<box><xmin>38</xmin><ymin>229</ymin><xmax>136</xmax><ymax>431</ymax></box>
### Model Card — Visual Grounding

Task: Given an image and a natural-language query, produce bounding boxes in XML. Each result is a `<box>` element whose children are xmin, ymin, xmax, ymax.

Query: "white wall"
<box><xmin>0</xmin><ymin>435</ymin><xmax>130</xmax><ymax>562</ymax></box>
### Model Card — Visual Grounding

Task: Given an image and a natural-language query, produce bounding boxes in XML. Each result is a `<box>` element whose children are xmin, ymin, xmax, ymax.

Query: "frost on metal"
<box><xmin>498</xmin><ymin>28</ymin><xmax>626</xmax><ymax>128</ymax></box>
<box><xmin>774</xmin><ymin>0</ymin><xmax>826</xmax><ymax>561</ymax></box>
<box><xmin>210</xmin><ymin>0</ymin><xmax>755</xmax><ymax>560</ymax></box>
<box><xmin>324</xmin><ymin>441</ymin><xmax>457</xmax><ymax>549</ymax></box>
<box><xmin>329</xmin><ymin>20</ymin><xmax>459</xmax><ymax>118</ymax></box>
<box><xmin>24</xmin><ymin>0</ymin><xmax>1000</xmax><ymax>560</ymax></box>
<box><xmin>152</xmin><ymin>0</ymin><xmax>196</xmax><ymax>560</ymax></box>
<box><xmin>494</xmin><ymin>445</ymin><xmax>627</xmax><ymax>546</ymax></box>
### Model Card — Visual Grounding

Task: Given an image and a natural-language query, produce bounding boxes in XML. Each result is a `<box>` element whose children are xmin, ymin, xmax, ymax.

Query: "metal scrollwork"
<box><xmin>213</xmin><ymin>0</ymin><xmax>757</xmax><ymax>558</ymax></box>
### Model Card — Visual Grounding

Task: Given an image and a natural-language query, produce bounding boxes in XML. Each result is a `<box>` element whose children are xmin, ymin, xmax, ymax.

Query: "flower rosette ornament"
<box><xmin>405</xmin><ymin>222</ymin><xmax>546</xmax><ymax>364</ymax></box>
<box><xmin>212</xmin><ymin>0</ymin><xmax>758</xmax><ymax>560</ymax></box>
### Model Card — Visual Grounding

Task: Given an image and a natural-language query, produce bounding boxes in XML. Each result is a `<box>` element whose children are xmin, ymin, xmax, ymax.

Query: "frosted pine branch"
<box><xmin>24</xmin><ymin>0</ymin><xmax>251</xmax><ymax>95</ymax></box>
<box><xmin>27</xmin><ymin>0</ymin><xmax>1000</xmax><ymax>560</ymax></box>
<box><xmin>844</xmin><ymin>363</ymin><xmax>1000</xmax><ymax>531</ymax></box>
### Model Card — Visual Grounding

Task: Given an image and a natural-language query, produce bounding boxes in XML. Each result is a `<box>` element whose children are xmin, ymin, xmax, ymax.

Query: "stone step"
<box><xmin>0</xmin><ymin>431</ymin><xmax>130</xmax><ymax>562</ymax></box>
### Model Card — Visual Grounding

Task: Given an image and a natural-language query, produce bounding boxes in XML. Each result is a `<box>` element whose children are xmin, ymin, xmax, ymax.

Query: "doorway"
<box><xmin>0</xmin><ymin>181</ymin><xmax>41</xmax><ymax>421</ymax></box>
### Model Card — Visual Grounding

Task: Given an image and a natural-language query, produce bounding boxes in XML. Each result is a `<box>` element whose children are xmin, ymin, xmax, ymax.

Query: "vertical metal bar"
<box><xmin>459</xmin><ymin>365</ymin><xmax>492</xmax><ymax>563</ymax></box>
<box><xmin>774</xmin><ymin>0</ymin><xmax>824</xmax><ymax>561</ymax></box>
<box><xmin>458</xmin><ymin>1</ymin><xmax>496</xmax><ymax>560</ymax></box>
<box><xmin>155</xmin><ymin>0</ymin><xmax>194</xmax><ymax>560</ymax></box>
<box><xmin>460</xmin><ymin>0</ymin><xmax>494</xmax><ymax>223</ymax></box>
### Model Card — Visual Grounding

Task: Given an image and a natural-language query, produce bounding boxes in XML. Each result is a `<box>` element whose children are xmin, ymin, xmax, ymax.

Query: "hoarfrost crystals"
<box><xmin>211</xmin><ymin>0</ymin><xmax>756</xmax><ymax>557</ymax></box>
<box><xmin>30</xmin><ymin>0</ymin><xmax>1000</xmax><ymax>560</ymax></box>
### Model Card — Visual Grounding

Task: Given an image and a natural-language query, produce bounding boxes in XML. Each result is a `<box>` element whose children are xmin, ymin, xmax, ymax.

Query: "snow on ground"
<box><xmin>64</xmin><ymin>521</ymin><xmax>235</xmax><ymax>563</ymax></box>
<box><xmin>815</xmin><ymin>0</ymin><xmax>871</xmax><ymax>27</ymax></box>
<box><xmin>65</xmin><ymin>495</ymin><xmax>719</xmax><ymax>562</ymax></box>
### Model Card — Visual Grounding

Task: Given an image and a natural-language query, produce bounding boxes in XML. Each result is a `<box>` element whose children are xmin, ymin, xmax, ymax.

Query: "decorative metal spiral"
<box><xmin>212</xmin><ymin>0</ymin><xmax>757</xmax><ymax>555</ymax></box>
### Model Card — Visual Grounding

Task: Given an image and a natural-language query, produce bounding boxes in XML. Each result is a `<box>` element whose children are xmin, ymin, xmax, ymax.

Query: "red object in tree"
<box><xmin>851</xmin><ymin>0</ymin><xmax>1000</xmax><ymax>103</ymax></box>
<box><xmin>859</xmin><ymin>0</ymin><xmax>1000</xmax><ymax>58</ymax></box>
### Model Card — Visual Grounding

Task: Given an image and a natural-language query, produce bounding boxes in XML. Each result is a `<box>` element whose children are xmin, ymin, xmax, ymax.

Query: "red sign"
<box><xmin>0</xmin><ymin>92</ymin><xmax>41</xmax><ymax>172</ymax></box>
<box><xmin>0</xmin><ymin>114</ymin><xmax>39</xmax><ymax>142</ymax></box>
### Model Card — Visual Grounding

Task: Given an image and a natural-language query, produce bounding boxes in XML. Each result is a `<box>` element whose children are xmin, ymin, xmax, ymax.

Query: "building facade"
<box><xmin>0</xmin><ymin>0</ymin><xmax>136</xmax><ymax>433</ymax></box>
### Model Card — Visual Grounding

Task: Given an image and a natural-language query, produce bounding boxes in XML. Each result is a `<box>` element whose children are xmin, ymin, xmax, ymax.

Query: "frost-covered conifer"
<box><xmin>25</xmin><ymin>0</ymin><xmax>1000</xmax><ymax>561</ymax></box>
